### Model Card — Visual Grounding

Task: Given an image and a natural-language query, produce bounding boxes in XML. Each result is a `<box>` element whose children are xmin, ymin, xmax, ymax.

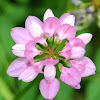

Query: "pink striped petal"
<box><xmin>41</xmin><ymin>58</ymin><xmax>59</xmax><ymax>66</ymax></box>
<box><xmin>19</xmin><ymin>67</ymin><xmax>38</xmax><ymax>82</ymax></box>
<box><xmin>70</xmin><ymin>57</ymin><xmax>96</xmax><ymax>77</ymax></box>
<box><xmin>71</xmin><ymin>47</ymin><xmax>85</xmax><ymax>59</ymax></box>
<box><xmin>11</xmin><ymin>27</ymin><xmax>32</xmax><ymax>44</ymax></box>
<box><xmin>12</xmin><ymin>50</ymin><xmax>25</xmax><ymax>57</ymax></box>
<box><xmin>59</xmin><ymin>42</ymin><xmax>72</xmax><ymax>60</ymax></box>
<box><xmin>12</xmin><ymin>44</ymin><xmax>25</xmax><ymax>57</ymax></box>
<box><xmin>35</xmin><ymin>33</ymin><xmax>50</xmax><ymax>45</ymax></box>
<box><xmin>39</xmin><ymin>78</ymin><xmax>60</xmax><ymax>99</ymax></box>
<box><xmin>81</xmin><ymin>57</ymin><xmax>96</xmax><ymax>77</ymax></box>
<box><xmin>76</xmin><ymin>33</ymin><xmax>92</xmax><ymax>45</ymax></box>
<box><xmin>60</xmin><ymin>50</ymin><xmax>71</xmax><ymax>61</ymax></box>
<box><xmin>31</xmin><ymin>62</ymin><xmax>43</xmax><ymax>73</ymax></box>
<box><xmin>25</xmin><ymin>41</ymin><xmax>40</xmax><ymax>61</ymax></box>
<box><xmin>43</xmin><ymin>9</ymin><xmax>54</xmax><ymax>22</ymax></box>
<box><xmin>44</xmin><ymin>65</ymin><xmax>56</xmax><ymax>81</ymax></box>
<box><xmin>60</xmin><ymin>67</ymin><xmax>81</xmax><ymax>89</ymax></box>
<box><xmin>7</xmin><ymin>58</ymin><xmax>28</xmax><ymax>77</ymax></box>
<box><xmin>59</xmin><ymin>13</ymin><xmax>75</xmax><ymax>26</ymax></box>
<box><xmin>70</xmin><ymin>57</ymin><xmax>87</xmax><ymax>77</ymax></box>
<box><xmin>69</xmin><ymin>38</ymin><xmax>85</xmax><ymax>48</ymax></box>
<box><xmin>55</xmin><ymin>24</ymin><xmax>76</xmax><ymax>40</ymax></box>
<box><xmin>42</xmin><ymin>17</ymin><xmax>61</xmax><ymax>36</ymax></box>
<box><xmin>25</xmin><ymin>16</ymin><xmax>43</xmax><ymax>38</ymax></box>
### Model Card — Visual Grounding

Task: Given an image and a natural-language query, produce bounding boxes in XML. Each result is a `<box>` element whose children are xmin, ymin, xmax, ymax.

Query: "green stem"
<box><xmin>0</xmin><ymin>77</ymin><xmax>14</xmax><ymax>100</ymax></box>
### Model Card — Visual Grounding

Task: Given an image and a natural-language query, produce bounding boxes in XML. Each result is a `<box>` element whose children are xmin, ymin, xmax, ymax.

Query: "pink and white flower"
<box><xmin>7</xmin><ymin>8</ymin><xmax>96</xmax><ymax>100</ymax></box>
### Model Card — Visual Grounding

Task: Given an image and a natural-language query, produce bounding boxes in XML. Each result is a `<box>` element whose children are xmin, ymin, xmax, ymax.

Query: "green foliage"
<box><xmin>86</xmin><ymin>79</ymin><xmax>100</xmax><ymax>100</ymax></box>
<box><xmin>54</xmin><ymin>80</ymin><xmax>73</xmax><ymax>100</ymax></box>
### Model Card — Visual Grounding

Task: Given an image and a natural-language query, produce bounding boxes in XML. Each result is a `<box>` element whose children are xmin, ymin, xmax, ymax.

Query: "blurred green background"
<box><xmin>0</xmin><ymin>0</ymin><xmax>100</xmax><ymax>100</ymax></box>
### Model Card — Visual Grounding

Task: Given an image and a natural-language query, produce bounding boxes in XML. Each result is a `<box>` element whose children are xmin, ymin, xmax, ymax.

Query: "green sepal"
<box><xmin>55</xmin><ymin>39</ymin><xmax>68</xmax><ymax>53</ymax></box>
<box><xmin>46</xmin><ymin>38</ymin><xmax>50</xmax><ymax>48</ymax></box>
<box><xmin>34</xmin><ymin>53</ymin><xmax>47</xmax><ymax>61</ymax></box>
<box><xmin>56</xmin><ymin>54</ymin><xmax>66</xmax><ymax>61</ymax></box>
<box><xmin>35</xmin><ymin>44</ymin><xmax>42</xmax><ymax>50</ymax></box>
<box><xmin>59</xmin><ymin>60</ymin><xmax>70</xmax><ymax>68</ymax></box>
<box><xmin>36</xmin><ymin>43</ymin><xmax>46</xmax><ymax>51</ymax></box>
<box><xmin>55</xmin><ymin>63</ymin><xmax>61</xmax><ymax>78</ymax></box>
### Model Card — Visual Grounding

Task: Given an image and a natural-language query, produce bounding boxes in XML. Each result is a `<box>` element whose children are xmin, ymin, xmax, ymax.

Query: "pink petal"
<box><xmin>12</xmin><ymin>50</ymin><xmax>25</xmax><ymax>57</ymax></box>
<box><xmin>12</xmin><ymin>44</ymin><xmax>25</xmax><ymax>57</ymax></box>
<box><xmin>55</xmin><ymin>24</ymin><xmax>76</xmax><ymax>40</ymax></box>
<box><xmin>25</xmin><ymin>41</ymin><xmax>40</xmax><ymax>61</ymax></box>
<box><xmin>59</xmin><ymin>13</ymin><xmax>75</xmax><ymax>26</ymax></box>
<box><xmin>60</xmin><ymin>67</ymin><xmax>81</xmax><ymax>89</ymax></box>
<box><xmin>73</xmin><ymin>84</ymin><xmax>81</xmax><ymax>89</ymax></box>
<box><xmin>76</xmin><ymin>33</ymin><xmax>92</xmax><ymax>45</ymax></box>
<box><xmin>71</xmin><ymin>47</ymin><xmax>86</xmax><ymax>59</ymax></box>
<box><xmin>7</xmin><ymin>58</ymin><xmax>28</xmax><ymax>77</ymax></box>
<box><xmin>60</xmin><ymin>50</ymin><xmax>71</xmax><ymax>61</ymax></box>
<box><xmin>12</xmin><ymin>44</ymin><xmax>25</xmax><ymax>50</ymax></box>
<box><xmin>59</xmin><ymin>42</ymin><xmax>71</xmax><ymax>60</ymax></box>
<box><xmin>70</xmin><ymin>57</ymin><xmax>87</xmax><ymax>77</ymax></box>
<box><xmin>35</xmin><ymin>33</ymin><xmax>50</xmax><ymax>45</ymax></box>
<box><xmin>70</xmin><ymin>57</ymin><xmax>96</xmax><ymax>77</ymax></box>
<box><xmin>81</xmin><ymin>57</ymin><xmax>96</xmax><ymax>77</ymax></box>
<box><xmin>69</xmin><ymin>38</ymin><xmax>85</xmax><ymax>48</ymax></box>
<box><xmin>25</xmin><ymin>16</ymin><xmax>43</xmax><ymax>38</ymax></box>
<box><xmin>43</xmin><ymin>9</ymin><xmax>54</xmax><ymax>22</ymax></box>
<box><xmin>44</xmin><ymin>65</ymin><xmax>56</xmax><ymax>81</ymax></box>
<box><xmin>41</xmin><ymin>58</ymin><xmax>59</xmax><ymax>66</ymax></box>
<box><xmin>42</xmin><ymin>17</ymin><xmax>61</xmax><ymax>36</ymax></box>
<box><xmin>31</xmin><ymin>62</ymin><xmax>43</xmax><ymax>73</ymax></box>
<box><xmin>39</xmin><ymin>78</ymin><xmax>60</xmax><ymax>99</ymax></box>
<box><xmin>11</xmin><ymin>27</ymin><xmax>33</xmax><ymax>44</ymax></box>
<box><xmin>19</xmin><ymin>67</ymin><xmax>38</xmax><ymax>82</ymax></box>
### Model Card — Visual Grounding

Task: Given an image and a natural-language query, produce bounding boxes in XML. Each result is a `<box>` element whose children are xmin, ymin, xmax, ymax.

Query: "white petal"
<box><xmin>76</xmin><ymin>33</ymin><xmax>92</xmax><ymax>45</ymax></box>
<box><xmin>43</xmin><ymin>9</ymin><xmax>54</xmax><ymax>22</ymax></box>
<box><xmin>71</xmin><ymin>47</ymin><xmax>86</xmax><ymax>59</ymax></box>
<box><xmin>59</xmin><ymin>13</ymin><xmax>75</xmax><ymax>26</ymax></box>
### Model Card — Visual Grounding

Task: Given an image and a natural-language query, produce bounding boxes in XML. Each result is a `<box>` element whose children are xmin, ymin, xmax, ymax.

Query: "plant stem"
<box><xmin>0</xmin><ymin>77</ymin><xmax>14</xmax><ymax>100</ymax></box>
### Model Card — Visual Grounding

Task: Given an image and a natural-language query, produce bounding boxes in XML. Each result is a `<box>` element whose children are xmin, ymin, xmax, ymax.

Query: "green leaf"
<box><xmin>55</xmin><ymin>80</ymin><xmax>73</xmax><ymax>100</ymax></box>
<box><xmin>18</xmin><ymin>83</ymin><xmax>39</xmax><ymax>100</ymax></box>
<box><xmin>86</xmin><ymin>79</ymin><xmax>100</xmax><ymax>100</ymax></box>
<box><xmin>0</xmin><ymin>77</ymin><xmax>14</xmax><ymax>100</ymax></box>
<box><xmin>94</xmin><ymin>47</ymin><xmax>100</xmax><ymax>74</ymax></box>
<box><xmin>36</xmin><ymin>94</ymin><xmax>46</xmax><ymax>100</ymax></box>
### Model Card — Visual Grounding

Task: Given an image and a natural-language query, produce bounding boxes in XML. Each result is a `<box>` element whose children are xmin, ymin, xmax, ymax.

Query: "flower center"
<box><xmin>34</xmin><ymin>35</ymin><xmax>68</xmax><ymax>62</ymax></box>
<box><xmin>44</xmin><ymin>46</ymin><xmax>57</xmax><ymax>59</ymax></box>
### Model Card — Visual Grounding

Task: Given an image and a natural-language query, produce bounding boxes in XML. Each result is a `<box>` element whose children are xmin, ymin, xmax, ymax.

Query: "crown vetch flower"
<box><xmin>7</xmin><ymin>9</ymin><xmax>96</xmax><ymax>100</ymax></box>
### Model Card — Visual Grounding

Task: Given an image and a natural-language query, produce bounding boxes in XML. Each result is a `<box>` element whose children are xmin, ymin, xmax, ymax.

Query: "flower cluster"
<box><xmin>7</xmin><ymin>9</ymin><xmax>96</xmax><ymax>100</ymax></box>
